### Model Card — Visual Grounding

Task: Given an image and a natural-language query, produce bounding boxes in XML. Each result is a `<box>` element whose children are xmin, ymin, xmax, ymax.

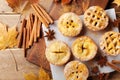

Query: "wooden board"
<box><xmin>50</xmin><ymin>0</ymin><xmax>109</xmax><ymax>20</ymax></box>
<box><xmin>26</xmin><ymin>35</ymin><xmax>50</xmax><ymax>72</ymax></box>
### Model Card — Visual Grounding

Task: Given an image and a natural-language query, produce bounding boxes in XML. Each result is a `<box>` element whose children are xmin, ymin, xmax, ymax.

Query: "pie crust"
<box><xmin>45</xmin><ymin>40</ymin><xmax>71</xmax><ymax>66</ymax></box>
<box><xmin>64</xmin><ymin>61</ymin><xmax>89</xmax><ymax>80</ymax></box>
<box><xmin>84</xmin><ymin>6</ymin><xmax>109</xmax><ymax>31</ymax></box>
<box><xmin>58</xmin><ymin>12</ymin><xmax>82</xmax><ymax>37</ymax></box>
<box><xmin>100</xmin><ymin>31</ymin><xmax>120</xmax><ymax>56</ymax></box>
<box><xmin>72</xmin><ymin>36</ymin><xmax>98</xmax><ymax>61</ymax></box>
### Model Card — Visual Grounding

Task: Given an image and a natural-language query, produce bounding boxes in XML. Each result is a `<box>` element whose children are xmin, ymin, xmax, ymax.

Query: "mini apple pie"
<box><xmin>45</xmin><ymin>40</ymin><xmax>71</xmax><ymax>66</ymax></box>
<box><xmin>58</xmin><ymin>12</ymin><xmax>82</xmax><ymax>37</ymax></box>
<box><xmin>72</xmin><ymin>36</ymin><xmax>97</xmax><ymax>61</ymax></box>
<box><xmin>100</xmin><ymin>31</ymin><xmax>120</xmax><ymax>56</ymax></box>
<box><xmin>64</xmin><ymin>61</ymin><xmax>89</xmax><ymax>80</ymax></box>
<box><xmin>84</xmin><ymin>6</ymin><xmax>109</xmax><ymax>31</ymax></box>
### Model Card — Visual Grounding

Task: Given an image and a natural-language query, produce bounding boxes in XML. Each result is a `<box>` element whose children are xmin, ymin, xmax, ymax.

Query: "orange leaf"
<box><xmin>29</xmin><ymin>0</ymin><xmax>39</xmax><ymax>4</ymax></box>
<box><xmin>6</xmin><ymin>0</ymin><xmax>39</xmax><ymax>12</ymax></box>
<box><xmin>6</xmin><ymin>0</ymin><xmax>19</xmax><ymax>8</ymax></box>
<box><xmin>62</xmin><ymin>0</ymin><xmax>72</xmax><ymax>5</ymax></box>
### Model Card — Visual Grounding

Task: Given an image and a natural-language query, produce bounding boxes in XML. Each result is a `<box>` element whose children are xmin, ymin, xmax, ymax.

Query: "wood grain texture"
<box><xmin>50</xmin><ymin>0</ymin><xmax>109</xmax><ymax>20</ymax></box>
<box><xmin>26</xmin><ymin>28</ymin><xmax>50</xmax><ymax>72</ymax></box>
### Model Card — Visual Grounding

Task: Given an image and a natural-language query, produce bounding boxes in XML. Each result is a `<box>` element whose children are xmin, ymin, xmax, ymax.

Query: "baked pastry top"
<box><xmin>58</xmin><ymin>12</ymin><xmax>82</xmax><ymax>37</ymax></box>
<box><xmin>100</xmin><ymin>31</ymin><xmax>120</xmax><ymax>56</ymax></box>
<box><xmin>64</xmin><ymin>61</ymin><xmax>89</xmax><ymax>80</ymax></box>
<box><xmin>45</xmin><ymin>40</ymin><xmax>71</xmax><ymax>66</ymax></box>
<box><xmin>72</xmin><ymin>36</ymin><xmax>97</xmax><ymax>61</ymax></box>
<box><xmin>84</xmin><ymin>6</ymin><xmax>109</xmax><ymax>31</ymax></box>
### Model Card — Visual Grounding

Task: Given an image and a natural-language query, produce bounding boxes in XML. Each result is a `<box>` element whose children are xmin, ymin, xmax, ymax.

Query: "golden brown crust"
<box><xmin>72</xmin><ymin>36</ymin><xmax>98</xmax><ymax>61</ymax></box>
<box><xmin>100</xmin><ymin>31</ymin><xmax>120</xmax><ymax>56</ymax></box>
<box><xmin>84</xmin><ymin>6</ymin><xmax>109</xmax><ymax>31</ymax></box>
<box><xmin>45</xmin><ymin>40</ymin><xmax>71</xmax><ymax>66</ymax></box>
<box><xmin>64</xmin><ymin>61</ymin><xmax>89</xmax><ymax>80</ymax></box>
<box><xmin>58</xmin><ymin>12</ymin><xmax>82</xmax><ymax>37</ymax></box>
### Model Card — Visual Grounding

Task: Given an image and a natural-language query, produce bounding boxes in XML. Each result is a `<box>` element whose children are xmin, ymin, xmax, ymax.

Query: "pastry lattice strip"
<box><xmin>103</xmin><ymin>32</ymin><xmax>120</xmax><ymax>55</ymax></box>
<box><xmin>86</xmin><ymin>9</ymin><xmax>107</xmax><ymax>28</ymax></box>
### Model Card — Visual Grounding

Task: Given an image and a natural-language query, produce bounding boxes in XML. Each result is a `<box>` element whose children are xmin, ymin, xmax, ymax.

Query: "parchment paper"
<box><xmin>43</xmin><ymin>9</ymin><xmax>119</xmax><ymax>80</ymax></box>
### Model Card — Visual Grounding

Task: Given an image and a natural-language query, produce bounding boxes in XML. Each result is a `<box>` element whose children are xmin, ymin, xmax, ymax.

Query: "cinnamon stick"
<box><xmin>34</xmin><ymin>15</ymin><xmax>38</xmax><ymax>42</ymax></box>
<box><xmin>29</xmin><ymin>15</ymin><xmax>37</xmax><ymax>46</ymax></box>
<box><xmin>37</xmin><ymin>20</ymin><xmax>42</xmax><ymax>38</ymax></box>
<box><xmin>17</xmin><ymin>19</ymin><xmax>26</xmax><ymax>48</ymax></box>
<box><xmin>112</xmin><ymin>60</ymin><xmax>120</xmax><ymax>64</ymax></box>
<box><xmin>33</xmin><ymin>4</ymin><xmax>49</xmax><ymax>24</ymax></box>
<box><xmin>29</xmin><ymin>14</ymin><xmax>33</xmax><ymax>34</ymax></box>
<box><xmin>31</xmin><ymin>5</ymin><xmax>48</xmax><ymax>27</ymax></box>
<box><xmin>30</xmin><ymin>14</ymin><xmax>34</xmax><ymax>31</ymax></box>
<box><xmin>36</xmin><ymin>4</ymin><xmax>54</xmax><ymax>24</ymax></box>
<box><xmin>23</xmin><ymin>27</ymin><xmax>27</xmax><ymax>57</ymax></box>
<box><xmin>26</xmin><ymin>18</ymin><xmax>30</xmax><ymax>49</ymax></box>
<box><xmin>106</xmin><ymin>62</ymin><xmax>120</xmax><ymax>72</ymax></box>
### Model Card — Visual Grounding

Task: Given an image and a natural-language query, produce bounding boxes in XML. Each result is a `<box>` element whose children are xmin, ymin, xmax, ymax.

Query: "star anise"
<box><xmin>113</xmin><ymin>18</ymin><xmax>120</xmax><ymax>27</ymax></box>
<box><xmin>44</xmin><ymin>29</ymin><xmax>55</xmax><ymax>40</ymax></box>
<box><xmin>108</xmin><ymin>18</ymin><xmax>120</xmax><ymax>27</ymax></box>
<box><xmin>95</xmin><ymin>54</ymin><xmax>108</xmax><ymax>67</ymax></box>
<box><xmin>91</xmin><ymin>66</ymin><xmax>100</xmax><ymax>74</ymax></box>
<box><xmin>88</xmin><ymin>73</ymin><xmax>110</xmax><ymax>80</ymax></box>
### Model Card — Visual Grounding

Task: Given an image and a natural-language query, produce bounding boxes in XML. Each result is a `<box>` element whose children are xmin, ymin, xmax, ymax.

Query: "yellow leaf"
<box><xmin>0</xmin><ymin>23</ymin><xmax>18</xmax><ymax>50</ymax></box>
<box><xmin>0</xmin><ymin>22</ymin><xmax>7</xmax><ymax>36</ymax></box>
<box><xmin>7</xmin><ymin>26</ymin><xmax>18</xmax><ymax>48</ymax></box>
<box><xmin>113</xmin><ymin>0</ymin><xmax>120</xmax><ymax>6</ymax></box>
<box><xmin>24</xmin><ymin>72</ymin><xmax>38</xmax><ymax>80</ymax></box>
<box><xmin>0</xmin><ymin>36</ymin><xmax>7</xmax><ymax>50</ymax></box>
<box><xmin>38</xmin><ymin>68</ymin><xmax>51</xmax><ymax>80</ymax></box>
<box><xmin>0</xmin><ymin>23</ymin><xmax>8</xmax><ymax>50</ymax></box>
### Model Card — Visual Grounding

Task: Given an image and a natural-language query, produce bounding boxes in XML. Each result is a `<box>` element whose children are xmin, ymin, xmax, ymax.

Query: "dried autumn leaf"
<box><xmin>0</xmin><ymin>22</ymin><xmax>8</xmax><ymax>36</ymax></box>
<box><xmin>0</xmin><ymin>35</ymin><xmax>7</xmax><ymax>50</ymax></box>
<box><xmin>62</xmin><ymin>0</ymin><xmax>72</xmax><ymax>5</ymax></box>
<box><xmin>0</xmin><ymin>23</ymin><xmax>8</xmax><ymax>50</ymax></box>
<box><xmin>7</xmin><ymin>26</ymin><xmax>18</xmax><ymax>48</ymax></box>
<box><xmin>113</xmin><ymin>0</ymin><xmax>120</xmax><ymax>7</ymax></box>
<box><xmin>6</xmin><ymin>0</ymin><xmax>39</xmax><ymax>13</ymax></box>
<box><xmin>24</xmin><ymin>72</ymin><xmax>38</xmax><ymax>80</ymax></box>
<box><xmin>38</xmin><ymin>68</ymin><xmax>51</xmax><ymax>80</ymax></box>
<box><xmin>82</xmin><ymin>0</ymin><xmax>89</xmax><ymax>12</ymax></box>
<box><xmin>0</xmin><ymin>23</ymin><xmax>18</xmax><ymax>50</ymax></box>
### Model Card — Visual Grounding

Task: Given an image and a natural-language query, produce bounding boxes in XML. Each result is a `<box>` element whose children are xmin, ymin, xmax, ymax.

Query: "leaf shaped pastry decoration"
<box><xmin>113</xmin><ymin>0</ymin><xmax>120</xmax><ymax>7</ymax></box>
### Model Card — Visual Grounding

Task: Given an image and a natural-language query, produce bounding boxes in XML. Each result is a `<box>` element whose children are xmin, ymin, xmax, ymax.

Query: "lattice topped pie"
<box><xmin>84</xmin><ymin>6</ymin><xmax>109</xmax><ymax>31</ymax></box>
<box><xmin>100</xmin><ymin>31</ymin><xmax>120</xmax><ymax>56</ymax></box>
